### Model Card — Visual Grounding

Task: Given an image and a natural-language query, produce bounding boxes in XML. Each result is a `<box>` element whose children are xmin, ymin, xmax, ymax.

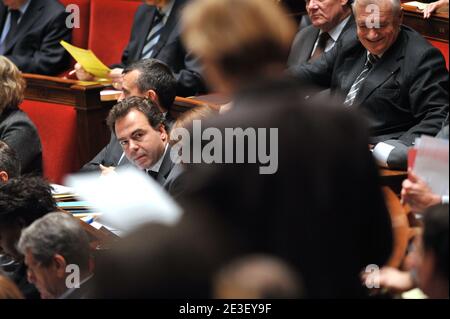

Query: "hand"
<box><xmin>377</xmin><ymin>267</ymin><xmax>415</xmax><ymax>294</ymax></box>
<box><xmin>423</xmin><ymin>0</ymin><xmax>448</xmax><ymax>18</ymax></box>
<box><xmin>74</xmin><ymin>63</ymin><xmax>95</xmax><ymax>81</ymax></box>
<box><xmin>401</xmin><ymin>169</ymin><xmax>442</xmax><ymax>213</ymax></box>
<box><xmin>109</xmin><ymin>68</ymin><xmax>124</xmax><ymax>90</ymax></box>
<box><xmin>99</xmin><ymin>164</ymin><xmax>117</xmax><ymax>177</ymax></box>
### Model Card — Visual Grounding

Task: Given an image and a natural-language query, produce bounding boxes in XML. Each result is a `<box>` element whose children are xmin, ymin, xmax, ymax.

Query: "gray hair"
<box><xmin>352</xmin><ymin>0</ymin><xmax>401</xmax><ymax>16</ymax></box>
<box><xmin>18</xmin><ymin>212</ymin><xmax>90</xmax><ymax>271</ymax></box>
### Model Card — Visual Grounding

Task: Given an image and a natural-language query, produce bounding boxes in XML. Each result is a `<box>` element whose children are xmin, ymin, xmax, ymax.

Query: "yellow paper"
<box><xmin>60</xmin><ymin>40</ymin><xmax>111</xmax><ymax>79</ymax></box>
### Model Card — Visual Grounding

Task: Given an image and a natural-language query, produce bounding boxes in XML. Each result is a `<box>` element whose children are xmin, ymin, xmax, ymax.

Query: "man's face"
<box><xmin>355</xmin><ymin>2</ymin><xmax>401</xmax><ymax>56</ymax></box>
<box><xmin>118</xmin><ymin>70</ymin><xmax>146</xmax><ymax>102</ymax></box>
<box><xmin>24</xmin><ymin>250</ymin><xmax>65</xmax><ymax>299</ymax></box>
<box><xmin>2</xmin><ymin>0</ymin><xmax>26</xmax><ymax>9</ymax></box>
<box><xmin>115</xmin><ymin>109</ymin><xmax>167</xmax><ymax>170</ymax></box>
<box><xmin>306</xmin><ymin>0</ymin><xmax>349</xmax><ymax>32</ymax></box>
<box><xmin>0</xmin><ymin>222</ymin><xmax>22</xmax><ymax>260</ymax></box>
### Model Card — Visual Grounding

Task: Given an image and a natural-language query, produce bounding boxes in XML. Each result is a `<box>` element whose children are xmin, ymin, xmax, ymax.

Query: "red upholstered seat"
<box><xmin>428</xmin><ymin>39</ymin><xmax>449</xmax><ymax>70</ymax></box>
<box><xmin>88</xmin><ymin>0</ymin><xmax>141</xmax><ymax>66</ymax></box>
<box><xmin>20</xmin><ymin>101</ymin><xmax>78</xmax><ymax>184</ymax></box>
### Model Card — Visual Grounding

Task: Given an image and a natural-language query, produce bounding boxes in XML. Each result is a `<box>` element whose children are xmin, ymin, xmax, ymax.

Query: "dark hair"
<box><xmin>123</xmin><ymin>59</ymin><xmax>177</xmax><ymax>111</ymax></box>
<box><xmin>423</xmin><ymin>204</ymin><xmax>449</xmax><ymax>280</ymax></box>
<box><xmin>0</xmin><ymin>140</ymin><xmax>20</xmax><ymax>179</ymax></box>
<box><xmin>0</xmin><ymin>176</ymin><xmax>57</xmax><ymax>226</ymax></box>
<box><xmin>106</xmin><ymin>96</ymin><xmax>166</xmax><ymax>135</ymax></box>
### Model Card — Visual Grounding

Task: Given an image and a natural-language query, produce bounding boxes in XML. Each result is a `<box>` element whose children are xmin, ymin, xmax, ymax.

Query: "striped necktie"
<box><xmin>0</xmin><ymin>10</ymin><xmax>21</xmax><ymax>54</ymax></box>
<box><xmin>343</xmin><ymin>54</ymin><xmax>378</xmax><ymax>107</ymax></box>
<box><xmin>141</xmin><ymin>9</ymin><xmax>165</xmax><ymax>59</ymax></box>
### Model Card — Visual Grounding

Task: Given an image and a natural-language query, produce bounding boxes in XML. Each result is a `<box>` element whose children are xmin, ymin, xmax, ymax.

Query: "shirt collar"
<box><xmin>159</xmin><ymin>0</ymin><xmax>175</xmax><ymax>22</ymax></box>
<box><xmin>147</xmin><ymin>143</ymin><xmax>169</xmax><ymax>173</ymax></box>
<box><xmin>325</xmin><ymin>15</ymin><xmax>351</xmax><ymax>43</ymax></box>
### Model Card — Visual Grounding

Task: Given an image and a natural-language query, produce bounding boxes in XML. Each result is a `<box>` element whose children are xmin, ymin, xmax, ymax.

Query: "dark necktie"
<box><xmin>309</xmin><ymin>32</ymin><xmax>330</xmax><ymax>62</ymax></box>
<box><xmin>141</xmin><ymin>9</ymin><xmax>165</xmax><ymax>59</ymax></box>
<box><xmin>147</xmin><ymin>170</ymin><xmax>158</xmax><ymax>180</ymax></box>
<box><xmin>343</xmin><ymin>54</ymin><xmax>378</xmax><ymax>107</ymax></box>
<box><xmin>3</xmin><ymin>10</ymin><xmax>21</xmax><ymax>46</ymax></box>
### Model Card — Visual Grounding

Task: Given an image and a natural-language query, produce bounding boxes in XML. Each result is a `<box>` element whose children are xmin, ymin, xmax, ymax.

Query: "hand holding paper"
<box><xmin>61</xmin><ymin>40</ymin><xmax>111</xmax><ymax>79</ymax></box>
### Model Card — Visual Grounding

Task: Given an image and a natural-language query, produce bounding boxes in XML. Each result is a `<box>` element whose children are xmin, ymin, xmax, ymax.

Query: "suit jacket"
<box><xmin>0</xmin><ymin>106</ymin><xmax>43</xmax><ymax>175</ymax></box>
<box><xmin>116</xmin><ymin>0</ymin><xmax>206</xmax><ymax>97</ymax></box>
<box><xmin>154</xmin><ymin>145</ymin><xmax>185</xmax><ymax>198</ymax></box>
<box><xmin>287</xmin><ymin>15</ymin><xmax>355</xmax><ymax>67</ymax></box>
<box><xmin>290</xmin><ymin>25</ymin><xmax>449</xmax><ymax>168</ymax></box>
<box><xmin>0</xmin><ymin>0</ymin><xmax>71</xmax><ymax>75</ymax></box>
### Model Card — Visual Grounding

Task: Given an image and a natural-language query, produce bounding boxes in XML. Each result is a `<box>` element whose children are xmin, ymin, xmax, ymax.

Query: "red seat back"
<box><xmin>428</xmin><ymin>39</ymin><xmax>449</xmax><ymax>70</ymax></box>
<box><xmin>88</xmin><ymin>0</ymin><xmax>141</xmax><ymax>66</ymax></box>
<box><xmin>59</xmin><ymin>0</ymin><xmax>91</xmax><ymax>49</ymax></box>
<box><xmin>20</xmin><ymin>101</ymin><xmax>79</xmax><ymax>184</ymax></box>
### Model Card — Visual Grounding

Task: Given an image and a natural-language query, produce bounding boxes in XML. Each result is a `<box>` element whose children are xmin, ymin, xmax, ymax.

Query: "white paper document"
<box><xmin>413</xmin><ymin>135</ymin><xmax>449</xmax><ymax>196</ymax></box>
<box><xmin>64</xmin><ymin>167</ymin><xmax>183</xmax><ymax>234</ymax></box>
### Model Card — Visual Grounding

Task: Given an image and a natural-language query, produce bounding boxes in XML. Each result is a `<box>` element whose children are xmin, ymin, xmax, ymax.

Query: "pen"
<box><xmin>68</xmin><ymin>69</ymin><xmax>76</xmax><ymax>76</ymax></box>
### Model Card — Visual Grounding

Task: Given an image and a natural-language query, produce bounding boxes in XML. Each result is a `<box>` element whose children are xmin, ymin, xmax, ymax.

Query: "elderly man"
<box><xmin>0</xmin><ymin>0</ymin><xmax>71</xmax><ymax>75</ymax></box>
<box><xmin>18</xmin><ymin>212</ymin><xmax>93</xmax><ymax>299</ymax></box>
<box><xmin>288</xmin><ymin>0</ymin><xmax>354</xmax><ymax>66</ymax></box>
<box><xmin>81</xmin><ymin>59</ymin><xmax>177</xmax><ymax>174</ymax></box>
<box><xmin>106</xmin><ymin>96</ymin><xmax>183</xmax><ymax>197</ymax></box>
<box><xmin>75</xmin><ymin>0</ymin><xmax>205</xmax><ymax>97</ymax></box>
<box><xmin>290</xmin><ymin>0</ymin><xmax>449</xmax><ymax>169</ymax></box>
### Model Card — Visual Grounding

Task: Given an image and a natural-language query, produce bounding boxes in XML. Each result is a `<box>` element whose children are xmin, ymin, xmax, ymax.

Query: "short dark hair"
<box><xmin>123</xmin><ymin>59</ymin><xmax>177</xmax><ymax>111</ymax></box>
<box><xmin>106</xmin><ymin>96</ymin><xmax>166</xmax><ymax>135</ymax></box>
<box><xmin>0</xmin><ymin>141</ymin><xmax>20</xmax><ymax>179</ymax></box>
<box><xmin>423</xmin><ymin>204</ymin><xmax>449</xmax><ymax>280</ymax></box>
<box><xmin>0</xmin><ymin>176</ymin><xmax>57</xmax><ymax>226</ymax></box>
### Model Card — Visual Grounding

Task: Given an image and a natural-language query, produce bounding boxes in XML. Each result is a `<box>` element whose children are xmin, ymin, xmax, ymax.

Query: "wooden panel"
<box><xmin>402</xmin><ymin>4</ymin><xmax>449</xmax><ymax>42</ymax></box>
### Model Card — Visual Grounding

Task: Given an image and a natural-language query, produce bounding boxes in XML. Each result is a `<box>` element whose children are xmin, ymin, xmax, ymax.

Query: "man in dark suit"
<box><xmin>290</xmin><ymin>0</ymin><xmax>449</xmax><ymax>169</ymax></box>
<box><xmin>18</xmin><ymin>212</ymin><xmax>93</xmax><ymax>299</ymax></box>
<box><xmin>76</xmin><ymin>0</ymin><xmax>205</xmax><ymax>97</ymax></box>
<box><xmin>0</xmin><ymin>0</ymin><xmax>71</xmax><ymax>75</ymax></box>
<box><xmin>288</xmin><ymin>0</ymin><xmax>354</xmax><ymax>66</ymax></box>
<box><xmin>105</xmin><ymin>96</ymin><xmax>183</xmax><ymax>197</ymax></box>
<box><xmin>81</xmin><ymin>58</ymin><xmax>177</xmax><ymax>174</ymax></box>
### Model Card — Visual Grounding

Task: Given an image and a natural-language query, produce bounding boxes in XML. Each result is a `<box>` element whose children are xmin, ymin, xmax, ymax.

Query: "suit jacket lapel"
<box><xmin>303</xmin><ymin>28</ymin><xmax>319</xmax><ymax>63</ymax></box>
<box><xmin>356</xmin><ymin>31</ymin><xmax>404</xmax><ymax>104</ymax></box>
<box><xmin>134</xmin><ymin>5</ymin><xmax>155</xmax><ymax>61</ymax></box>
<box><xmin>3</xmin><ymin>0</ymin><xmax>43</xmax><ymax>54</ymax></box>
<box><xmin>340</xmin><ymin>52</ymin><xmax>366</xmax><ymax>95</ymax></box>
<box><xmin>156</xmin><ymin>145</ymin><xmax>174</xmax><ymax>185</ymax></box>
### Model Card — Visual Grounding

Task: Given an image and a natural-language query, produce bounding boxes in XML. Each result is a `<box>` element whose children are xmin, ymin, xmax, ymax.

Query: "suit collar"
<box><xmin>3</xmin><ymin>0</ymin><xmax>44</xmax><ymax>54</ymax></box>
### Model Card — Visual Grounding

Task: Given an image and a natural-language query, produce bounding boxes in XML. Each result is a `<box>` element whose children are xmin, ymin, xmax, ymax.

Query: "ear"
<box><xmin>398</xmin><ymin>8</ymin><xmax>403</xmax><ymax>23</ymax></box>
<box><xmin>158</xmin><ymin>124</ymin><xmax>168</xmax><ymax>142</ymax></box>
<box><xmin>147</xmin><ymin>90</ymin><xmax>158</xmax><ymax>102</ymax></box>
<box><xmin>53</xmin><ymin>254</ymin><xmax>68</xmax><ymax>279</ymax></box>
<box><xmin>0</xmin><ymin>171</ymin><xmax>8</xmax><ymax>182</ymax></box>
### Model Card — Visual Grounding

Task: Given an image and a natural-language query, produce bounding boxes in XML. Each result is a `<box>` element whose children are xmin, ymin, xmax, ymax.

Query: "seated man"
<box><xmin>18</xmin><ymin>212</ymin><xmax>93</xmax><ymax>299</ymax></box>
<box><xmin>81</xmin><ymin>58</ymin><xmax>177</xmax><ymax>174</ymax></box>
<box><xmin>288</xmin><ymin>0</ymin><xmax>354</xmax><ymax>66</ymax></box>
<box><xmin>290</xmin><ymin>0</ymin><xmax>449</xmax><ymax>169</ymax></box>
<box><xmin>0</xmin><ymin>176</ymin><xmax>57</xmax><ymax>299</ymax></box>
<box><xmin>0</xmin><ymin>0</ymin><xmax>71</xmax><ymax>75</ymax></box>
<box><xmin>0</xmin><ymin>140</ymin><xmax>20</xmax><ymax>182</ymax></box>
<box><xmin>75</xmin><ymin>0</ymin><xmax>205</xmax><ymax>97</ymax></box>
<box><xmin>106</xmin><ymin>96</ymin><xmax>183</xmax><ymax>197</ymax></box>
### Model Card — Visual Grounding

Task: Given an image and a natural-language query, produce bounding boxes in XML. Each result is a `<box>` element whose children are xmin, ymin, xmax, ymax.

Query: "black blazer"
<box><xmin>0</xmin><ymin>0</ymin><xmax>71</xmax><ymax>75</ymax></box>
<box><xmin>116</xmin><ymin>0</ymin><xmax>206</xmax><ymax>97</ymax></box>
<box><xmin>290</xmin><ymin>25</ymin><xmax>449</xmax><ymax>147</ymax></box>
<box><xmin>0</xmin><ymin>106</ymin><xmax>43</xmax><ymax>176</ymax></box>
